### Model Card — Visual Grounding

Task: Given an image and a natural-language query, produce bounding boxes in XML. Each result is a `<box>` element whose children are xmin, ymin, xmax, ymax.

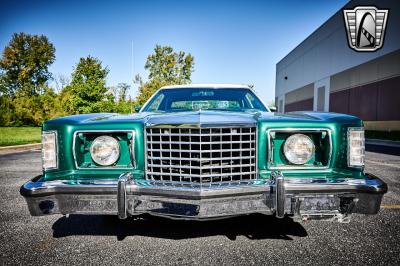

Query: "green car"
<box><xmin>20</xmin><ymin>84</ymin><xmax>387</xmax><ymax>222</ymax></box>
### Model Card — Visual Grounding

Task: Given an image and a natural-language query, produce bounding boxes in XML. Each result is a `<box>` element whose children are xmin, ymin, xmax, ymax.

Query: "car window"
<box><xmin>142</xmin><ymin>88</ymin><xmax>268</xmax><ymax>112</ymax></box>
<box><xmin>245</xmin><ymin>92</ymin><xmax>266</xmax><ymax>110</ymax></box>
<box><xmin>146</xmin><ymin>94</ymin><xmax>164</xmax><ymax>112</ymax></box>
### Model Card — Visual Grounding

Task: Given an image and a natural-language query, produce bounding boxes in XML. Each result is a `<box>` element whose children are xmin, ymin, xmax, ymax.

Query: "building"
<box><xmin>275</xmin><ymin>0</ymin><xmax>400</xmax><ymax>131</ymax></box>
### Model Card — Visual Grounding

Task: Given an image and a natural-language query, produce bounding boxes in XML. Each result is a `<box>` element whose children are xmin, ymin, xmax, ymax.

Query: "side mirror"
<box><xmin>269</xmin><ymin>106</ymin><xmax>277</xmax><ymax>112</ymax></box>
<box><xmin>134</xmin><ymin>106</ymin><xmax>142</xmax><ymax>112</ymax></box>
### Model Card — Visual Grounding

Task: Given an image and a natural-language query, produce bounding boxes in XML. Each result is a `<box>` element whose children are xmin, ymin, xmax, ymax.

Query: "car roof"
<box><xmin>160</xmin><ymin>84</ymin><xmax>252</xmax><ymax>89</ymax></box>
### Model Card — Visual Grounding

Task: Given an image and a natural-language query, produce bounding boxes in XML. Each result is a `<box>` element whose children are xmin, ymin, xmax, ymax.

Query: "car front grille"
<box><xmin>145</xmin><ymin>127</ymin><xmax>257</xmax><ymax>184</ymax></box>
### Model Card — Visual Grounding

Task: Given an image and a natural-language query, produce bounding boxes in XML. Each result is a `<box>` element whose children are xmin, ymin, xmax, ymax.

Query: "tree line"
<box><xmin>0</xmin><ymin>33</ymin><xmax>194</xmax><ymax>126</ymax></box>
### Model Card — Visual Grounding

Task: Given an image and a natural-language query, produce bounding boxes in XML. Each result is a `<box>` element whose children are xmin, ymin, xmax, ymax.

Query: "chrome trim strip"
<box><xmin>147</xmin><ymin>148</ymin><xmax>255</xmax><ymax>153</ymax></box>
<box><xmin>128</xmin><ymin>180</ymin><xmax>271</xmax><ymax>199</ymax></box>
<box><xmin>145</xmin><ymin>123</ymin><xmax>257</xmax><ymax>128</ymax></box>
<box><xmin>144</xmin><ymin>127</ymin><xmax>148</xmax><ymax>180</ymax></box>
<box><xmin>130</xmin><ymin>131</ymin><xmax>136</xmax><ymax>168</ymax></box>
<box><xmin>145</xmin><ymin>171</ymin><xmax>257</xmax><ymax>178</ymax></box>
<box><xmin>131</xmin><ymin>179</ymin><xmax>271</xmax><ymax>188</ymax></box>
<box><xmin>266</xmin><ymin>128</ymin><xmax>333</xmax><ymax>170</ymax></box>
<box><xmin>117</xmin><ymin>172</ymin><xmax>132</xmax><ymax>219</ymax></box>
<box><xmin>273</xmin><ymin>171</ymin><xmax>285</xmax><ymax>218</ymax></box>
<box><xmin>72</xmin><ymin>130</ymin><xmax>136</xmax><ymax>170</ymax></box>
<box><xmin>147</xmin><ymin>156</ymin><xmax>255</xmax><ymax>161</ymax></box>
<box><xmin>255</xmin><ymin>125</ymin><xmax>259</xmax><ymax>178</ymax></box>
<box><xmin>147</xmin><ymin>163</ymin><xmax>254</xmax><ymax>169</ymax></box>
<box><xmin>20</xmin><ymin>178</ymin><xmax>118</xmax><ymax>197</ymax></box>
<box><xmin>20</xmin><ymin>174</ymin><xmax>387</xmax><ymax>198</ymax></box>
<box><xmin>285</xmin><ymin>180</ymin><xmax>386</xmax><ymax>193</ymax></box>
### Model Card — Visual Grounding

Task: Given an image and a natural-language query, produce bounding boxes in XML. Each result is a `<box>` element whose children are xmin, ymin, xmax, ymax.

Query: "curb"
<box><xmin>365</xmin><ymin>138</ymin><xmax>400</xmax><ymax>156</ymax></box>
<box><xmin>366</xmin><ymin>139</ymin><xmax>400</xmax><ymax>148</ymax></box>
<box><xmin>0</xmin><ymin>143</ymin><xmax>41</xmax><ymax>155</ymax></box>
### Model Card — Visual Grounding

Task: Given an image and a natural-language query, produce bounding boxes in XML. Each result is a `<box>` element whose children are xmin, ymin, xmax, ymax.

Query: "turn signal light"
<box><xmin>42</xmin><ymin>131</ymin><xmax>58</xmax><ymax>170</ymax></box>
<box><xmin>348</xmin><ymin>128</ymin><xmax>365</xmax><ymax>167</ymax></box>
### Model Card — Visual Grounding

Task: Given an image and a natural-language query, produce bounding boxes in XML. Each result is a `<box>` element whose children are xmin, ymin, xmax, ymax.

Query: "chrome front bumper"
<box><xmin>20</xmin><ymin>173</ymin><xmax>387</xmax><ymax>221</ymax></box>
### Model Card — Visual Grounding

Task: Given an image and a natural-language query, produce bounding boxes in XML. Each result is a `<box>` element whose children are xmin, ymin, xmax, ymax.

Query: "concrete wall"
<box><xmin>276</xmin><ymin>0</ymin><xmax>400</xmax><ymax>101</ymax></box>
<box><xmin>330</xmin><ymin>73</ymin><xmax>400</xmax><ymax>121</ymax></box>
<box><xmin>284</xmin><ymin>83</ymin><xmax>314</xmax><ymax>112</ymax></box>
<box><xmin>330</xmin><ymin>49</ymin><xmax>400</xmax><ymax>93</ymax></box>
<box><xmin>275</xmin><ymin>0</ymin><xmax>400</xmax><ymax>130</ymax></box>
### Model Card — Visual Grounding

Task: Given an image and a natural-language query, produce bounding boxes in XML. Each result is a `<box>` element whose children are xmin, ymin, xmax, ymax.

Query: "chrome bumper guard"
<box><xmin>20</xmin><ymin>172</ymin><xmax>387</xmax><ymax>221</ymax></box>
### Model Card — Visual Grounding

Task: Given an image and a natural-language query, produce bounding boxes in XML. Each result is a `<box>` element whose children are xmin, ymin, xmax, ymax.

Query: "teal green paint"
<box><xmin>256</xmin><ymin>119</ymin><xmax>364</xmax><ymax>179</ymax></box>
<box><xmin>43</xmin><ymin>118</ymin><xmax>146</xmax><ymax>181</ymax></box>
<box><xmin>41</xmin><ymin>111</ymin><xmax>365</xmax><ymax>181</ymax></box>
<box><xmin>74</xmin><ymin>132</ymin><xmax>132</xmax><ymax>168</ymax></box>
<box><xmin>270</xmin><ymin>132</ymin><xmax>328</xmax><ymax>167</ymax></box>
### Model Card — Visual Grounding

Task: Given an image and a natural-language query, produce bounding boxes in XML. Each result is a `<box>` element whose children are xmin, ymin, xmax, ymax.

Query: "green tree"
<box><xmin>64</xmin><ymin>56</ymin><xmax>114</xmax><ymax>114</ymax></box>
<box><xmin>0</xmin><ymin>73</ymin><xmax>7</xmax><ymax>95</ymax></box>
<box><xmin>0</xmin><ymin>87</ymin><xmax>65</xmax><ymax>126</ymax></box>
<box><xmin>0</xmin><ymin>33</ymin><xmax>56</xmax><ymax>96</ymax></box>
<box><xmin>0</xmin><ymin>95</ymin><xmax>14</xmax><ymax>125</ymax></box>
<box><xmin>134</xmin><ymin>75</ymin><xmax>169</xmax><ymax>107</ymax></box>
<box><xmin>134</xmin><ymin>45</ymin><xmax>194</xmax><ymax>108</ymax></box>
<box><xmin>117</xmin><ymin>83</ymin><xmax>130</xmax><ymax>102</ymax></box>
<box><xmin>54</xmin><ymin>73</ymin><xmax>70</xmax><ymax>93</ymax></box>
<box><xmin>145</xmin><ymin>45</ymin><xmax>194</xmax><ymax>84</ymax></box>
<box><xmin>109</xmin><ymin>83</ymin><xmax>130</xmax><ymax>102</ymax></box>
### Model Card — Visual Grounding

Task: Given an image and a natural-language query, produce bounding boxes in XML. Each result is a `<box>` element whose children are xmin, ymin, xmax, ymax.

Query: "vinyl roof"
<box><xmin>160</xmin><ymin>84</ymin><xmax>252</xmax><ymax>89</ymax></box>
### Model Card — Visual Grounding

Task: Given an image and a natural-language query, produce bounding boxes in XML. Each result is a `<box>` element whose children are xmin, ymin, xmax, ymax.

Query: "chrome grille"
<box><xmin>145</xmin><ymin>127</ymin><xmax>257</xmax><ymax>183</ymax></box>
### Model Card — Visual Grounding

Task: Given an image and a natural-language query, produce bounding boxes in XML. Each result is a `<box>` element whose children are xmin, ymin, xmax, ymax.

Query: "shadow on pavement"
<box><xmin>52</xmin><ymin>213</ymin><xmax>307</xmax><ymax>241</ymax></box>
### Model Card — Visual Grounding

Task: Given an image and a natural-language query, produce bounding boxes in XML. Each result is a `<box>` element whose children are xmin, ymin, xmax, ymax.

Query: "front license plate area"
<box><xmin>302</xmin><ymin>196</ymin><xmax>340</xmax><ymax>211</ymax></box>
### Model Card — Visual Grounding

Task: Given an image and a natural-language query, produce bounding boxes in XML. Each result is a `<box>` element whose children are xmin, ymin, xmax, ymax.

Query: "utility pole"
<box><xmin>131</xmin><ymin>40</ymin><xmax>134</xmax><ymax>113</ymax></box>
<box><xmin>131</xmin><ymin>41</ymin><xmax>134</xmax><ymax>80</ymax></box>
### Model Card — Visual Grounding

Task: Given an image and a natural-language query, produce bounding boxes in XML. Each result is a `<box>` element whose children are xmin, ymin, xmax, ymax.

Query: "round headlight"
<box><xmin>283</xmin><ymin>134</ymin><xmax>315</xmax><ymax>165</ymax></box>
<box><xmin>90</xmin><ymin>136</ymin><xmax>120</xmax><ymax>166</ymax></box>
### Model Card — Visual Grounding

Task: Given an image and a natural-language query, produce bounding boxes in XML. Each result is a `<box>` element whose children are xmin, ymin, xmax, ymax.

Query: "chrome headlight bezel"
<box><xmin>42</xmin><ymin>130</ymin><xmax>58</xmax><ymax>170</ymax></box>
<box><xmin>90</xmin><ymin>135</ymin><xmax>121</xmax><ymax>166</ymax></box>
<box><xmin>283</xmin><ymin>133</ymin><xmax>315</xmax><ymax>165</ymax></box>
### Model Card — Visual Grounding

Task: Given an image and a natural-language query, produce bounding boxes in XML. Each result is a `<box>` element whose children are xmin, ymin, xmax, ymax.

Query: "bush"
<box><xmin>0</xmin><ymin>88</ymin><xmax>66</xmax><ymax>126</ymax></box>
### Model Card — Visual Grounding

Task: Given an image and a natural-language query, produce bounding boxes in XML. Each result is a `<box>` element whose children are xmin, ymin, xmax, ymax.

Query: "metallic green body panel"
<box><xmin>256</xmin><ymin>118</ymin><xmax>363</xmax><ymax>179</ymax></box>
<box><xmin>41</xmin><ymin>111</ymin><xmax>364</xmax><ymax>181</ymax></box>
<box><xmin>43</xmin><ymin>114</ymin><xmax>146</xmax><ymax>181</ymax></box>
<box><xmin>75</xmin><ymin>132</ymin><xmax>132</xmax><ymax>168</ymax></box>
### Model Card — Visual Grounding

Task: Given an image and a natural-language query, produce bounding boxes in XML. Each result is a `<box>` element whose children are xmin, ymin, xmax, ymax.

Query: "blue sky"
<box><xmin>0</xmin><ymin>0</ymin><xmax>348</xmax><ymax>103</ymax></box>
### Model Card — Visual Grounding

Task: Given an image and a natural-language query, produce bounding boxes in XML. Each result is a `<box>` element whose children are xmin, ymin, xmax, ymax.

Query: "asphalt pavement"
<box><xmin>0</xmin><ymin>150</ymin><xmax>399</xmax><ymax>265</ymax></box>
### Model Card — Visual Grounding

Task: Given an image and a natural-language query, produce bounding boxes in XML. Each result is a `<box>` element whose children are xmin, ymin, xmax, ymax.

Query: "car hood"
<box><xmin>46</xmin><ymin>110</ymin><xmax>361</xmax><ymax>126</ymax></box>
<box><xmin>144</xmin><ymin>110</ymin><xmax>260</xmax><ymax>127</ymax></box>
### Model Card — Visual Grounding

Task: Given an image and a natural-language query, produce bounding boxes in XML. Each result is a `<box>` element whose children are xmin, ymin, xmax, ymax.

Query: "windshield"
<box><xmin>141</xmin><ymin>88</ymin><xmax>269</xmax><ymax>112</ymax></box>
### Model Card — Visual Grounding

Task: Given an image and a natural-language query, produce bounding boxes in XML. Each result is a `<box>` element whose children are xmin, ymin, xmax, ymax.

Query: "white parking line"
<box><xmin>381</xmin><ymin>205</ymin><xmax>400</xmax><ymax>209</ymax></box>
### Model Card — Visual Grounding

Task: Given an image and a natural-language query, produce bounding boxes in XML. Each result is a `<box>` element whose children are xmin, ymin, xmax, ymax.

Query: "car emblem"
<box><xmin>343</xmin><ymin>6</ymin><xmax>389</xmax><ymax>52</ymax></box>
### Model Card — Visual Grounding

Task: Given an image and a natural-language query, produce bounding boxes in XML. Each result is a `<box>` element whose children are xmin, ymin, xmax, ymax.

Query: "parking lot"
<box><xmin>0</xmin><ymin>150</ymin><xmax>399</xmax><ymax>265</ymax></box>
